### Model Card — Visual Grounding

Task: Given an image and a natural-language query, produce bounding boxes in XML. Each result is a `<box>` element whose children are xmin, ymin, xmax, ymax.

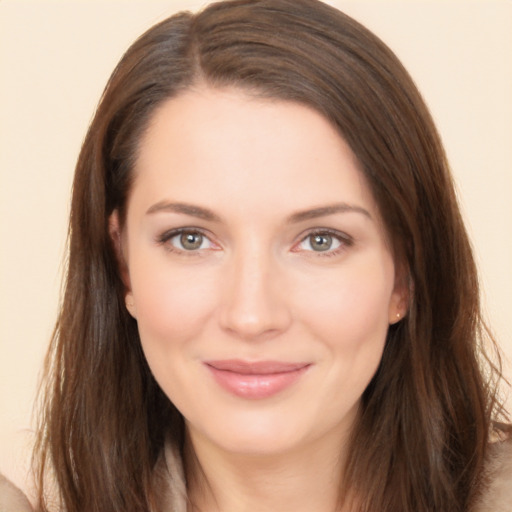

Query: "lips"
<box><xmin>204</xmin><ymin>359</ymin><xmax>310</xmax><ymax>399</ymax></box>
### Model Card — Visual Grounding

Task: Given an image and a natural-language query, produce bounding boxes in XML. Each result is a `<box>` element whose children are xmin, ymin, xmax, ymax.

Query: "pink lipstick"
<box><xmin>204</xmin><ymin>360</ymin><xmax>310</xmax><ymax>399</ymax></box>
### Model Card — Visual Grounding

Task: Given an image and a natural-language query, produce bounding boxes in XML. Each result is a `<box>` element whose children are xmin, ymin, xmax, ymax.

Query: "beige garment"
<box><xmin>472</xmin><ymin>436</ymin><xmax>512</xmax><ymax>512</ymax></box>
<box><xmin>155</xmin><ymin>437</ymin><xmax>512</xmax><ymax>512</ymax></box>
<box><xmin>2</xmin><ymin>438</ymin><xmax>511</xmax><ymax>511</ymax></box>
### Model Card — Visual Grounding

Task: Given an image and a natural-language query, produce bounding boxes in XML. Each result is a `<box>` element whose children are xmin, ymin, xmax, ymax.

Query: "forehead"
<box><xmin>131</xmin><ymin>86</ymin><xmax>381</xmax><ymax>223</ymax></box>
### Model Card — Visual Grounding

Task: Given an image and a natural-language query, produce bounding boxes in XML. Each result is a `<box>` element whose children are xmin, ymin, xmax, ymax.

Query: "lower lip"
<box><xmin>205</xmin><ymin>365</ymin><xmax>310</xmax><ymax>399</ymax></box>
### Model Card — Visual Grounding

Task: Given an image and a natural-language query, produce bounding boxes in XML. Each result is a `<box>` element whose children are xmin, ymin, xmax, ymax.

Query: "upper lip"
<box><xmin>205</xmin><ymin>359</ymin><xmax>310</xmax><ymax>375</ymax></box>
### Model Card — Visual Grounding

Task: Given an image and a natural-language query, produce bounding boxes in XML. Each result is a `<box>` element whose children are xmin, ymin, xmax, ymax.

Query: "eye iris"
<box><xmin>180</xmin><ymin>232</ymin><xmax>203</xmax><ymax>250</ymax></box>
<box><xmin>310</xmin><ymin>234</ymin><xmax>332</xmax><ymax>251</ymax></box>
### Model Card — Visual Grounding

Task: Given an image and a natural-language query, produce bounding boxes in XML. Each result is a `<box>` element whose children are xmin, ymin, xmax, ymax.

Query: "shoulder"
<box><xmin>472</xmin><ymin>431</ymin><xmax>512</xmax><ymax>512</ymax></box>
<box><xmin>0</xmin><ymin>474</ymin><xmax>33</xmax><ymax>512</ymax></box>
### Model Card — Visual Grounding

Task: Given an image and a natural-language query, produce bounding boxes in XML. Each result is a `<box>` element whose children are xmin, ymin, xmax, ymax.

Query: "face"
<box><xmin>115</xmin><ymin>87</ymin><xmax>406</xmax><ymax>458</ymax></box>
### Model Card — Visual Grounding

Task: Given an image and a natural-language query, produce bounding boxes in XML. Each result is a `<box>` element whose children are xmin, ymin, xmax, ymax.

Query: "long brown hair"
<box><xmin>34</xmin><ymin>1</ymin><xmax>506</xmax><ymax>510</ymax></box>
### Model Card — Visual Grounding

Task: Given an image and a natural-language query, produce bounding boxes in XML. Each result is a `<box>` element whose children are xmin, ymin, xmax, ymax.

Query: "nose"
<box><xmin>218</xmin><ymin>246</ymin><xmax>292</xmax><ymax>341</ymax></box>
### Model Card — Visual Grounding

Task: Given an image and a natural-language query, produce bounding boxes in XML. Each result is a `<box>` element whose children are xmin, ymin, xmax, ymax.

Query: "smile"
<box><xmin>204</xmin><ymin>360</ymin><xmax>311</xmax><ymax>399</ymax></box>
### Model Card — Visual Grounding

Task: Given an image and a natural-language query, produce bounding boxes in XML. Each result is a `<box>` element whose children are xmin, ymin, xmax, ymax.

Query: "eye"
<box><xmin>300</xmin><ymin>233</ymin><xmax>341</xmax><ymax>252</ymax></box>
<box><xmin>158</xmin><ymin>229</ymin><xmax>215</xmax><ymax>252</ymax></box>
<box><xmin>294</xmin><ymin>230</ymin><xmax>352</xmax><ymax>255</ymax></box>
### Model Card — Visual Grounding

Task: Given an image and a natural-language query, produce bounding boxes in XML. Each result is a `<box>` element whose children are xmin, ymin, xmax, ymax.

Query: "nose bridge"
<box><xmin>219</xmin><ymin>240</ymin><xmax>290</xmax><ymax>339</ymax></box>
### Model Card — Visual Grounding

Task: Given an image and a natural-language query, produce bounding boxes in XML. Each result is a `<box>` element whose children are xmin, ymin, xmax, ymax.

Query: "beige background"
<box><xmin>1</xmin><ymin>0</ymin><xmax>511</xmax><ymax>499</ymax></box>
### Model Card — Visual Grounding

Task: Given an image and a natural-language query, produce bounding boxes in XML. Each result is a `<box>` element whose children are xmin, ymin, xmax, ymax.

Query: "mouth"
<box><xmin>204</xmin><ymin>359</ymin><xmax>311</xmax><ymax>399</ymax></box>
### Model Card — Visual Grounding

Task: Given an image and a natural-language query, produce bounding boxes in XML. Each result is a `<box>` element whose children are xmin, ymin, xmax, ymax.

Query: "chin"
<box><xmin>186</xmin><ymin>404</ymin><xmax>350</xmax><ymax>459</ymax></box>
<box><xmin>210</xmin><ymin>430</ymin><xmax>306</xmax><ymax>457</ymax></box>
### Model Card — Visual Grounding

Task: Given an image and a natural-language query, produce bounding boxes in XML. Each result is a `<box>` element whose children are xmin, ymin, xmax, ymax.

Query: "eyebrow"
<box><xmin>146</xmin><ymin>201</ymin><xmax>222</xmax><ymax>222</ymax></box>
<box><xmin>146</xmin><ymin>201</ymin><xmax>371</xmax><ymax>223</ymax></box>
<box><xmin>286</xmin><ymin>203</ymin><xmax>372</xmax><ymax>223</ymax></box>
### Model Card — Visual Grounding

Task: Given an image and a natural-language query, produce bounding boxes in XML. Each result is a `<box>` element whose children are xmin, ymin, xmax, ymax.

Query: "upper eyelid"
<box><xmin>157</xmin><ymin>226</ymin><xmax>211</xmax><ymax>241</ymax></box>
<box><xmin>297</xmin><ymin>227</ymin><xmax>352</xmax><ymax>243</ymax></box>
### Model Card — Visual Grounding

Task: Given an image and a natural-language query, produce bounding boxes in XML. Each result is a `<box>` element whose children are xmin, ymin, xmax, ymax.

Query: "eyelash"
<box><xmin>155</xmin><ymin>228</ymin><xmax>353</xmax><ymax>257</ymax></box>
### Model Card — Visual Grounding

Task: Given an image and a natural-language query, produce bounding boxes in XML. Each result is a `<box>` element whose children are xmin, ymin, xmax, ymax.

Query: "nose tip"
<box><xmin>218</xmin><ymin>255</ymin><xmax>291</xmax><ymax>340</ymax></box>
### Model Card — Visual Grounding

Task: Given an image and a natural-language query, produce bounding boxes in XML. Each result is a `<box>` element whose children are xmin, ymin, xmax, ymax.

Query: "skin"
<box><xmin>111</xmin><ymin>86</ymin><xmax>407</xmax><ymax>512</ymax></box>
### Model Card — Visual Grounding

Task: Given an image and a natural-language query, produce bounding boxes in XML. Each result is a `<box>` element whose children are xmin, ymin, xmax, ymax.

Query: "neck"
<box><xmin>184</xmin><ymin>426</ymin><xmax>352</xmax><ymax>512</ymax></box>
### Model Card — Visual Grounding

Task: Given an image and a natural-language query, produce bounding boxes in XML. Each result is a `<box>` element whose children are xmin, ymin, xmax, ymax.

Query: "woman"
<box><xmin>4</xmin><ymin>0</ymin><xmax>510</xmax><ymax>510</ymax></box>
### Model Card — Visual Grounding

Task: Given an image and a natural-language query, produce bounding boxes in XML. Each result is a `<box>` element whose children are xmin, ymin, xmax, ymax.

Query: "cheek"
<box><xmin>295</xmin><ymin>254</ymin><xmax>394</xmax><ymax>367</ymax></box>
<box><xmin>129</xmin><ymin>257</ymin><xmax>218</xmax><ymax>348</ymax></box>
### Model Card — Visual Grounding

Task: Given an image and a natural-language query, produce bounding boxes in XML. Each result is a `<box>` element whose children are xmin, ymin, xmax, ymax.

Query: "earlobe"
<box><xmin>388</xmin><ymin>267</ymin><xmax>411</xmax><ymax>325</ymax></box>
<box><xmin>125</xmin><ymin>291</ymin><xmax>137</xmax><ymax>319</ymax></box>
<box><xmin>390</xmin><ymin>310</ymin><xmax>404</xmax><ymax>324</ymax></box>
<box><xmin>389</xmin><ymin>303</ymin><xmax>405</xmax><ymax>325</ymax></box>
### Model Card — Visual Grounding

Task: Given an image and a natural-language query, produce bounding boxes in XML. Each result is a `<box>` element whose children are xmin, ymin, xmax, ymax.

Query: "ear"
<box><xmin>388</xmin><ymin>264</ymin><xmax>411</xmax><ymax>325</ymax></box>
<box><xmin>108</xmin><ymin>210</ymin><xmax>137</xmax><ymax>318</ymax></box>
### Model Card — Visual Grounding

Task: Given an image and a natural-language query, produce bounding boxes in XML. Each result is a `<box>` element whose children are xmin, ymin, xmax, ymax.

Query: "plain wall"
<box><xmin>1</xmin><ymin>0</ymin><xmax>511</xmax><ymax>499</ymax></box>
